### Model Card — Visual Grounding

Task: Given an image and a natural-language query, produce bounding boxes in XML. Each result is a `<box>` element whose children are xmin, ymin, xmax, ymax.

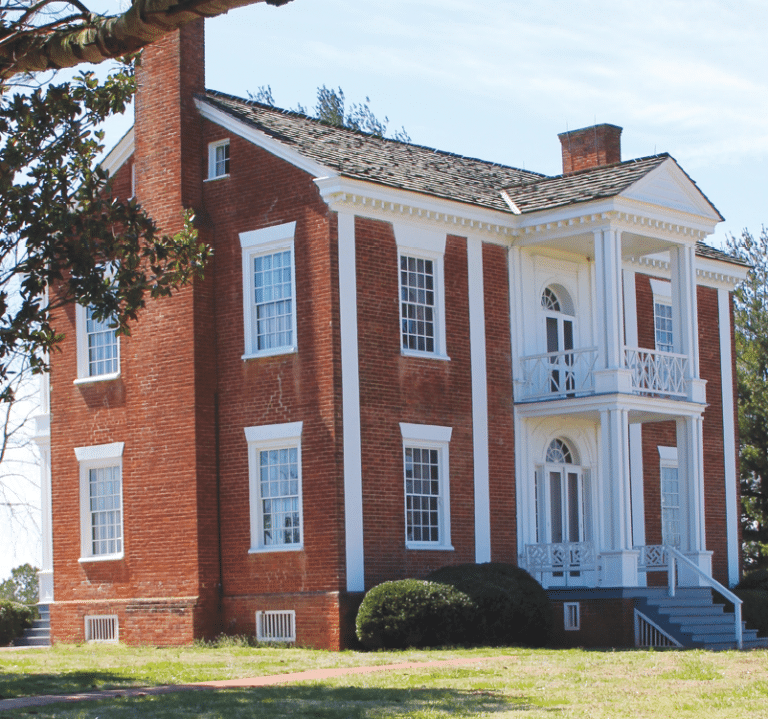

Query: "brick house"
<box><xmin>35</xmin><ymin>19</ymin><xmax>752</xmax><ymax>649</ymax></box>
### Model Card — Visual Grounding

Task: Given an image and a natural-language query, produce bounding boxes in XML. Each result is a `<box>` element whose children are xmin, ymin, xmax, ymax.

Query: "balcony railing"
<box><xmin>519</xmin><ymin>347</ymin><xmax>598</xmax><ymax>401</ymax></box>
<box><xmin>624</xmin><ymin>347</ymin><xmax>688</xmax><ymax>398</ymax></box>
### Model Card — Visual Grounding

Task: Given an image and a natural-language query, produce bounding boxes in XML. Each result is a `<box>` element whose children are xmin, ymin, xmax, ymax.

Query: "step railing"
<box><xmin>665</xmin><ymin>547</ymin><xmax>743</xmax><ymax>650</ymax></box>
<box><xmin>634</xmin><ymin>609</ymin><xmax>682</xmax><ymax>648</ymax></box>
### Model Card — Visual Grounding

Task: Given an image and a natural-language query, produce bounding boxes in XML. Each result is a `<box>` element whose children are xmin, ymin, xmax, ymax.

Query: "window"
<box><xmin>75</xmin><ymin>305</ymin><xmax>119</xmax><ymax>382</ymax></box>
<box><xmin>400</xmin><ymin>423</ymin><xmax>452</xmax><ymax>549</ymax></box>
<box><xmin>659</xmin><ymin>446</ymin><xmax>681</xmax><ymax>548</ymax></box>
<box><xmin>207</xmin><ymin>139</ymin><xmax>230</xmax><ymax>179</ymax></box>
<box><xmin>245</xmin><ymin>422</ymin><xmax>303</xmax><ymax>552</ymax></box>
<box><xmin>395</xmin><ymin>223</ymin><xmax>448</xmax><ymax>359</ymax></box>
<box><xmin>541</xmin><ymin>285</ymin><xmax>575</xmax><ymax>395</ymax></box>
<box><xmin>650</xmin><ymin>279</ymin><xmax>673</xmax><ymax>353</ymax></box>
<box><xmin>75</xmin><ymin>442</ymin><xmax>124</xmax><ymax>561</ymax></box>
<box><xmin>240</xmin><ymin>222</ymin><xmax>297</xmax><ymax>359</ymax></box>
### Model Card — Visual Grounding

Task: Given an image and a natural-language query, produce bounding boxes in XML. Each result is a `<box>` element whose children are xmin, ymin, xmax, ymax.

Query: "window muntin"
<box><xmin>400</xmin><ymin>255</ymin><xmax>435</xmax><ymax>353</ymax></box>
<box><xmin>253</xmin><ymin>250</ymin><xmax>293</xmax><ymax>351</ymax></box>
<box><xmin>86</xmin><ymin>307</ymin><xmax>119</xmax><ymax>376</ymax></box>
<box><xmin>75</xmin><ymin>442</ymin><xmax>124</xmax><ymax>562</ymax></box>
<box><xmin>208</xmin><ymin>139</ymin><xmax>230</xmax><ymax>179</ymax></box>
<box><xmin>400</xmin><ymin>423</ymin><xmax>452</xmax><ymax>549</ymax></box>
<box><xmin>240</xmin><ymin>222</ymin><xmax>297</xmax><ymax>360</ymax></box>
<box><xmin>654</xmin><ymin>301</ymin><xmax>674</xmax><ymax>353</ymax></box>
<box><xmin>88</xmin><ymin>465</ymin><xmax>122</xmax><ymax>556</ymax></box>
<box><xmin>245</xmin><ymin>422</ymin><xmax>303</xmax><ymax>553</ymax></box>
<box><xmin>659</xmin><ymin>446</ymin><xmax>681</xmax><ymax>549</ymax></box>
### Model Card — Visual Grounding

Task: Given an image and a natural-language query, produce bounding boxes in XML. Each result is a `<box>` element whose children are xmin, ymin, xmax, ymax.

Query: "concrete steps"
<box><xmin>13</xmin><ymin>605</ymin><xmax>51</xmax><ymax>647</ymax></box>
<box><xmin>638</xmin><ymin>589</ymin><xmax>768</xmax><ymax>650</ymax></box>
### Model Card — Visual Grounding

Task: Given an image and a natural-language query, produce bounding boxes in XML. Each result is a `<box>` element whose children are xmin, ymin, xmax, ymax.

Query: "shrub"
<box><xmin>0</xmin><ymin>600</ymin><xmax>34</xmax><ymax>646</ymax></box>
<box><xmin>426</xmin><ymin>562</ymin><xmax>553</xmax><ymax>647</ymax></box>
<box><xmin>734</xmin><ymin>589</ymin><xmax>768</xmax><ymax>638</ymax></box>
<box><xmin>736</xmin><ymin>567</ymin><xmax>768</xmax><ymax>592</ymax></box>
<box><xmin>356</xmin><ymin>579</ymin><xmax>474</xmax><ymax>649</ymax></box>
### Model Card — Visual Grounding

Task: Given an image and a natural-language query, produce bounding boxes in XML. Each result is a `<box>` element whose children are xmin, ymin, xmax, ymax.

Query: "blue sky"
<box><xmin>2</xmin><ymin>0</ymin><xmax>766</xmax><ymax>577</ymax></box>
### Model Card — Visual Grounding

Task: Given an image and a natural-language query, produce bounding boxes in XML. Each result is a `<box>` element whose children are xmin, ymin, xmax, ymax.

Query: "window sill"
<box><xmin>79</xmin><ymin>553</ymin><xmax>124</xmax><ymax>564</ymax></box>
<box><xmin>204</xmin><ymin>174</ymin><xmax>230</xmax><ymax>182</ymax></box>
<box><xmin>74</xmin><ymin>372</ymin><xmax>121</xmax><ymax>386</ymax></box>
<box><xmin>405</xmin><ymin>543</ymin><xmax>454</xmax><ymax>551</ymax></box>
<box><xmin>242</xmin><ymin>346</ymin><xmax>297</xmax><ymax>361</ymax></box>
<box><xmin>249</xmin><ymin>545</ymin><xmax>303</xmax><ymax>554</ymax></box>
<box><xmin>401</xmin><ymin>350</ymin><xmax>450</xmax><ymax>362</ymax></box>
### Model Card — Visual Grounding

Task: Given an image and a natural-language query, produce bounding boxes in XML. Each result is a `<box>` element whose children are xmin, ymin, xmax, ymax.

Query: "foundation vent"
<box><xmin>256</xmin><ymin>610</ymin><xmax>296</xmax><ymax>643</ymax></box>
<box><xmin>85</xmin><ymin>615</ymin><xmax>119</xmax><ymax>643</ymax></box>
<box><xmin>563</xmin><ymin>602</ymin><xmax>580</xmax><ymax>631</ymax></box>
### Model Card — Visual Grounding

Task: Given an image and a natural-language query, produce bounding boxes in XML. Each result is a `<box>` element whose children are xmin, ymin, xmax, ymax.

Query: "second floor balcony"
<box><xmin>519</xmin><ymin>346</ymin><xmax>692</xmax><ymax>402</ymax></box>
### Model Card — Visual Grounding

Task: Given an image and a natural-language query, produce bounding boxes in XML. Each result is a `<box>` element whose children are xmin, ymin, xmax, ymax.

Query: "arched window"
<box><xmin>541</xmin><ymin>285</ymin><xmax>575</xmax><ymax>394</ymax></box>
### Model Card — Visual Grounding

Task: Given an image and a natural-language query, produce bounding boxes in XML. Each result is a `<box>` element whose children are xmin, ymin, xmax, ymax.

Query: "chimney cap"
<box><xmin>557</xmin><ymin>122</ymin><xmax>623</xmax><ymax>140</ymax></box>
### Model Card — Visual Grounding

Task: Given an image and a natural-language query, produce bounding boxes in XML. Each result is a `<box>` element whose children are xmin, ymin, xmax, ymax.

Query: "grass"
<box><xmin>0</xmin><ymin>643</ymin><xmax>767</xmax><ymax>718</ymax></box>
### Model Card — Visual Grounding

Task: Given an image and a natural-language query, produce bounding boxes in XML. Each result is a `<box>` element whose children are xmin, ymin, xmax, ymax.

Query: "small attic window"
<box><xmin>208</xmin><ymin>139</ymin><xmax>230</xmax><ymax>179</ymax></box>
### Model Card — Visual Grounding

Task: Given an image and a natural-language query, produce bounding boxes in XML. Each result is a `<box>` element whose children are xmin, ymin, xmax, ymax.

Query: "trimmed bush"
<box><xmin>734</xmin><ymin>589</ymin><xmax>768</xmax><ymax>638</ymax></box>
<box><xmin>356</xmin><ymin>579</ymin><xmax>474</xmax><ymax>649</ymax></box>
<box><xmin>736</xmin><ymin>568</ymin><xmax>768</xmax><ymax>592</ymax></box>
<box><xmin>0</xmin><ymin>600</ymin><xmax>34</xmax><ymax>646</ymax></box>
<box><xmin>426</xmin><ymin>562</ymin><xmax>553</xmax><ymax>647</ymax></box>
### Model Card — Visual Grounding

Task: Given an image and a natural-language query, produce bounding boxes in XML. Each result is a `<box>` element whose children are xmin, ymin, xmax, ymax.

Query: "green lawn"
<box><xmin>1</xmin><ymin>644</ymin><xmax>767</xmax><ymax>718</ymax></box>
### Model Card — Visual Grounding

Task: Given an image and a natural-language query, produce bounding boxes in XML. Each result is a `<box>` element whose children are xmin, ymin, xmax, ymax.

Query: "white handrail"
<box><xmin>667</xmin><ymin>547</ymin><xmax>743</xmax><ymax>650</ymax></box>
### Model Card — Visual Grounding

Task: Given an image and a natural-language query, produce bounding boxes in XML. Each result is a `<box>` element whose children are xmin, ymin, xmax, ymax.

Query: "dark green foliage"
<box><xmin>737</xmin><ymin>567</ymin><xmax>768</xmax><ymax>592</ymax></box>
<box><xmin>734</xmin><ymin>589</ymin><xmax>768</xmax><ymax>638</ymax></box>
<box><xmin>0</xmin><ymin>563</ymin><xmax>39</xmax><ymax>606</ymax></box>
<box><xmin>0</xmin><ymin>62</ymin><xmax>210</xmax><ymax>401</ymax></box>
<box><xmin>426</xmin><ymin>563</ymin><xmax>553</xmax><ymax>647</ymax></box>
<box><xmin>727</xmin><ymin>227</ymin><xmax>768</xmax><ymax>568</ymax></box>
<box><xmin>0</xmin><ymin>599</ymin><xmax>33</xmax><ymax>645</ymax></box>
<box><xmin>355</xmin><ymin>579</ymin><xmax>474</xmax><ymax>649</ymax></box>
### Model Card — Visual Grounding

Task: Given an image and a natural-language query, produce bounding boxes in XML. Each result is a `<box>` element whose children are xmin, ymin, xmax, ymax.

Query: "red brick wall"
<box><xmin>483</xmin><ymin>243</ymin><xmax>516</xmax><ymax>561</ymax></box>
<box><xmin>550</xmin><ymin>597</ymin><xmax>635</xmax><ymax>648</ymax></box>
<box><xmin>355</xmin><ymin>221</ymin><xmax>475</xmax><ymax>587</ymax></box>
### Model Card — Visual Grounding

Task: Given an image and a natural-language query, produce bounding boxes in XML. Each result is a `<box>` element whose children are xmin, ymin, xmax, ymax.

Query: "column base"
<box><xmin>599</xmin><ymin>549</ymin><xmax>640</xmax><ymax>587</ymax></box>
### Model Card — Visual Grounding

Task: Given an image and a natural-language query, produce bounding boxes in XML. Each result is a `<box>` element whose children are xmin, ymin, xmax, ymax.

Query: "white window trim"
<box><xmin>206</xmin><ymin>139</ymin><xmax>230</xmax><ymax>180</ymax></box>
<box><xmin>245</xmin><ymin>421</ymin><xmax>304</xmax><ymax>553</ymax></box>
<box><xmin>658</xmin><ymin>445</ymin><xmax>681</xmax><ymax>549</ymax></box>
<box><xmin>651</xmin><ymin>279</ymin><xmax>673</xmax><ymax>353</ymax></box>
<box><xmin>400</xmin><ymin>422</ymin><xmax>453</xmax><ymax>550</ymax></box>
<box><xmin>240</xmin><ymin>222</ymin><xmax>298</xmax><ymax>360</ymax></box>
<box><xmin>74</xmin><ymin>304</ymin><xmax>120</xmax><ymax>385</ymax></box>
<box><xmin>395</xmin><ymin>223</ymin><xmax>449</xmax><ymax>361</ymax></box>
<box><xmin>75</xmin><ymin>442</ymin><xmax>124</xmax><ymax>563</ymax></box>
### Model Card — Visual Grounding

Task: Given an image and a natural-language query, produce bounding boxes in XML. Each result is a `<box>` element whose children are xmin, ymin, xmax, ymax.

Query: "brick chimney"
<box><xmin>134</xmin><ymin>19</ymin><xmax>205</xmax><ymax>234</ymax></box>
<box><xmin>558</xmin><ymin>123</ymin><xmax>622</xmax><ymax>174</ymax></box>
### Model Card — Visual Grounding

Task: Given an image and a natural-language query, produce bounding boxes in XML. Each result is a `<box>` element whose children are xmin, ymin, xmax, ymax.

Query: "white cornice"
<box><xmin>195</xmin><ymin>98</ymin><xmax>335</xmax><ymax>180</ymax></box>
<box><xmin>315</xmin><ymin>175</ymin><xmax>519</xmax><ymax>243</ymax></box>
<box><xmin>624</xmin><ymin>253</ymin><xmax>747</xmax><ymax>290</ymax></box>
<box><xmin>102</xmin><ymin>127</ymin><xmax>134</xmax><ymax>177</ymax></box>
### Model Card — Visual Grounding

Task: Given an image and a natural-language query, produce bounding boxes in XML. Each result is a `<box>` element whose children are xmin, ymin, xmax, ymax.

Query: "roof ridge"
<box><xmin>202</xmin><ymin>89</ymin><xmax>546</xmax><ymax>179</ymax></box>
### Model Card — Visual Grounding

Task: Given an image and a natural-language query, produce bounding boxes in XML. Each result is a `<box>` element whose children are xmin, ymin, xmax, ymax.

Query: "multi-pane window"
<box><xmin>253</xmin><ymin>250</ymin><xmax>293</xmax><ymax>351</ymax></box>
<box><xmin>654</xmin><ymin>301</ymin><xmax>674</xmax><ymax>353</ymax></box>
<box><xmin>88</xmin><ymin>465</ymin><xmax>122</xmax><ymax>556</ymax></box>
<box><xmin>259</xmin><ymin>447</ymin><xmax>301</xmax><ymax>547</ymax></box>
<box><xmin>208</xmin><ymin>139</ymin><xmax>230</xmax><ymax>179</ymax></box>
<box><xmin>404</xmin><ymin>446</ymin><xmax>440</xmax><ymax>543</ymax></box>
<box><xmin>245</xmin><ymin>421</ymin><xmax>303</xmax><ymax>552</ymax></box>
<box><xmin>240</xmin><ymin>222</ymin><xmax>297</xmax><ymax>359</ymax></box>
<box><xmin>661</xmin><ymin>464</ymin><xmax>681</xmax><ymax>548</ymax></box>
<box><xmin>86</xmin><ymin>307</ymin><xmax>119</xmax><ymax>377</ymax></box>
<box><xmin>400</xmin><ymin>423</ymin><xmax>452</xmax><ymax>549</ymax></box>
<box><xmin>400</xmin><ymin>255</ymin><xmax>435</xmax><ymax>353</ymax></box>
<box><xmin>75</xmin><ymin>442</ymin><xmax>124</xmax><ymax>561</ymax></box>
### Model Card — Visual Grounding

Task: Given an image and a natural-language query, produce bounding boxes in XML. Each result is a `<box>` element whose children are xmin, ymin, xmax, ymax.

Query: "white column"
<box><xmin>599</xmin><ymin>407</ymin><xmax>638</xmax><ymax>586</ymax></box>
<box><xmin>33</xmin><ymin>372</ymin><xmax>53</xmax><ymax>604</ymax></box>
<box><xmin>338</xmin><ymin>211</ymin><xmax>365</xmax><ymax>592</ymax></box>
<box><xmin>593</xmin><ymin>229</ymin><xmax>632</xmax><ymax>393</ymax></box>
<box><xmin>676</xmin><ymin>415</ymin><xmax>712</xmax><ymax>583</ymax></box>
<box><xmin>719</xmin><ymin>288</ymin><xmax>740</xmax><ymax>586</ymax></box>
<box><xmin>670</xmin><ymin>244</ymin><xmax>705</xmax><ymax>402</ymax></box>
<box><xmin>467</xmin><ymin>236</ymin><xmax>491</xmax><ymax>563</ymax></box>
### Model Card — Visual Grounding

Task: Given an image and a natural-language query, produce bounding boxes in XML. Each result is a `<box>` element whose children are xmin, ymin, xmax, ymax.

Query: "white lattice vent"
<box><xmin>85</xmin><ymin>615</ymin><xmax>119</xmax><ymax>643</ymax></box>
<box><xmin>256</xmin><ymin>610</ymin><xmax>296</xmax><ymax>643</ymax></box>
<box><xmin>564</xmin><ymin>602</ymin><xmax>580</xmax><ymax>631</ymax></box>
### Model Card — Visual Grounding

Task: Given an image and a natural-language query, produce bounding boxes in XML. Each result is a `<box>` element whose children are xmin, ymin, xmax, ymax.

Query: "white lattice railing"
<box><xmin>525</xmin><ymin>542</ymin><xmax>597</xmax><ymax>575</ymax></box>
<box><xmin>519</xmin><ymin>347</ymin><xmax>598</xmax><ymax>400</ymax></box>
<box><xmin>624</xmin><ymin>347</ymin><xmax>688</xmax><ymax>398</ymax></box>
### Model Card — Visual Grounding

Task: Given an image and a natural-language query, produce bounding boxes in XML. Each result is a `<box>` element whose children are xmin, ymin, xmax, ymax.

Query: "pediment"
<box><xmin>621</xmin><ymin>158</ymin><xmax>722</xmax><ymax>222</ymax></box>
